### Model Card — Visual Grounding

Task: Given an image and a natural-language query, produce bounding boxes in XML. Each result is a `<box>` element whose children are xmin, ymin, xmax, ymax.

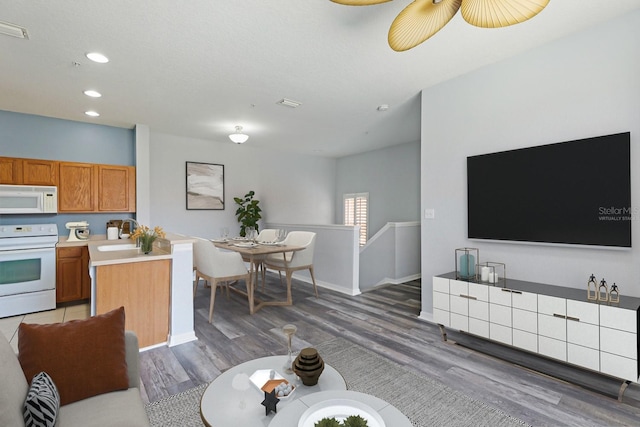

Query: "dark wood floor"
<box><xmin>139</xmin><ymin>274</ymin><xmax>640</xmax><ymax>426</ymax></box>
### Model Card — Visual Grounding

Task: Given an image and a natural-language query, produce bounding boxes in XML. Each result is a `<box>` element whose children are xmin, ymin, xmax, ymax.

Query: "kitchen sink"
<box><xmin>96</xmin><ymin>243</ymin><xmax>138</xmax><ymax>252</ymax></box>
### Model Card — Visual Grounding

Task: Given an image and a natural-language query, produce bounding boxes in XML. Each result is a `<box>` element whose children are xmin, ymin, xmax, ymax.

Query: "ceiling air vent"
<box><xmin>276</xmin><ymin>98</ymin><xmax>302</xmax><ymax>108</ymax></box>
<box><xmin>0</xmin><ymin>21</ymin><xmax>28</xmax><ymax>39</ymax></box>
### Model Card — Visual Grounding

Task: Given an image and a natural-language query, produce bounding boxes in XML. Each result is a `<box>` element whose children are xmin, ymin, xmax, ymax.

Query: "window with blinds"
<box><xmin>344</xmin><ymin>192</ymin><xmax>368</xmax><ymax>246</ymax></box>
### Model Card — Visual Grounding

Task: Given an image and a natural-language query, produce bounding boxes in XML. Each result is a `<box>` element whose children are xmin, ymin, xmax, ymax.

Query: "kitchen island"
<box><xmin>87</xmin><ymin>233</ymin><xmax>196</xmax><ymax>349</ymax></box>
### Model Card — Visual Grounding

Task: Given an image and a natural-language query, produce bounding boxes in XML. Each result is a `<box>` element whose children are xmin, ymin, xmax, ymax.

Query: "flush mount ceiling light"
<box><xmin>83</xmin><ymin>90</ymin><xmax>102</xmax><ymax>98</ymax></box>
<box><xmin>0</xmin><ymin>21</ymin><xmax>28</xmax><ymax>39</ymax></box>
<box><xmin>85</xmin><ymin>110</ymin><xmax>100</xmax><ymax>117</ymax></box>
<box><xmin>229</xmin><ymin>126</ymin><xmax>249</xmax><ymax>144</ymax></box>
<box><xmin>331</xmin><ymin>0</ymin><xmax>549</xmax><ymax>51</ymax></box>
<box><xmin>86</xmin><ymin>52</ymin><xmax>109</xmax><ymax>63</ymax></box>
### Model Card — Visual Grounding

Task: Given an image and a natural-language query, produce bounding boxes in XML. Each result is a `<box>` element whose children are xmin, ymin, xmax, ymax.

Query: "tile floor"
<box><xmin>0</xmin><ymin>303</ymin><xmax>90</xmax><ymax>353</ymax></box>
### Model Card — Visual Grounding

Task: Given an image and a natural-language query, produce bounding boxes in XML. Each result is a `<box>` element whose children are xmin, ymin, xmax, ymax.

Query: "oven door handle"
<box><xmin>0</xmin><ymin>247</ymin><xmax>55</xmax><ymax>255</ymax></box>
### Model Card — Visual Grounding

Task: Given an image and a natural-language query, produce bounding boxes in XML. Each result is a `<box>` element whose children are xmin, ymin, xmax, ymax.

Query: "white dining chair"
<box><xmin>262</xmin><ymin>231</ymin><xmax>318</xmax><ymax>300</ymax></box>
<box><xmin>193</xmin><ymin>237</ymin><xmax>250</xmax><ymax>323</ymax></box>
<box><xmin>257</xmin><ymin>228</ymin><xmax>278</xmax><ymax>243</ymax></box>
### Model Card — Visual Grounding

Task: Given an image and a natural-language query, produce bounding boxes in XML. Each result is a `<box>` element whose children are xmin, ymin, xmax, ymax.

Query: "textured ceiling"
<box><xmin>1</xmin><ymin>0</ymin><xmax>639</xmax><ymax>157</ymax></box>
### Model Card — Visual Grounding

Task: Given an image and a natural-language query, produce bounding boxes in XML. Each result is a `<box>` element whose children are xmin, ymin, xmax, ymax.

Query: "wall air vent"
<box><xmin>0</xmin><ymin>21</ymin><xmax>28</xmax><ymax>39</ymax></box>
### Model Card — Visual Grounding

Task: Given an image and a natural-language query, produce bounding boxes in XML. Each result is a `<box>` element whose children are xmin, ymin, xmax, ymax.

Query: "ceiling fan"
<box><xmin>330</xmin><ymin>0</ymin><xmax>550</xmax><ymax>52</ymax></box>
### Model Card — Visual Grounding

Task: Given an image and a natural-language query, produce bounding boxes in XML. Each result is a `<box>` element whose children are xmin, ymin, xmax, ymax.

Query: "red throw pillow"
<box><xmin>18</xmin><ymin>307</ymin><xmax>129</xmax><ymax>406</ymax></box>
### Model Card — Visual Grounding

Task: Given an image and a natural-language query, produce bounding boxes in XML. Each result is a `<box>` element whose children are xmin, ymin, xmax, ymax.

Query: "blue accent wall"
<box><xmin>0</xmin><ymin>110</ymin><xmax>134</xmax><ymax>164</ymax></box>
<box><xmin>0</xmin><ymin>110</ymin><xmax>136</xmax><ymax>236</ymax></box>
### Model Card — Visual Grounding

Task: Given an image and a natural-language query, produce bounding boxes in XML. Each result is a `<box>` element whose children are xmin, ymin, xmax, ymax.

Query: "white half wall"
<box><xmin>267</xmin><ymin>223</ymin><xmax>360</xmax><ymax>296</ymax></box>
<box><xmin>421</xmin><ymin>11</ymin><xmax>640</xmax><ymax>315</ymax></box>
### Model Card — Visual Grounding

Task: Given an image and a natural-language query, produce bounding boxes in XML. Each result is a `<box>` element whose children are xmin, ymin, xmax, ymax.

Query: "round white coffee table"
<box><xmin>200</xmin><ymin>355</ymin><xmax>347</xmax><ymax>427</ymax></box>
<box><xmin>268</xmin><ymin>390</ymin><xmax>413</xmax><ymax>427</ymax></box>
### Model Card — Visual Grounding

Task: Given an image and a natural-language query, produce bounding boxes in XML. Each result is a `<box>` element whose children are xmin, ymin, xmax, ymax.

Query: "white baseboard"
<box><xmin>419</xmin><ymin>311</ymin><xmax>436</xmax><ymax>324</ymax></box>
<box><xmin>360</xmin><ymin>274</ymin><xmax>422</xmax><ymax>292</ymax></box>
<box><xmin>167</xmin><ymin>331</ymin><xmax>198</xmax><ymax>347</ymax></box>
<box><xmin>291</xmin><ymin>273</ymin><xmax>361</xmax><ymax>296</ymax></box>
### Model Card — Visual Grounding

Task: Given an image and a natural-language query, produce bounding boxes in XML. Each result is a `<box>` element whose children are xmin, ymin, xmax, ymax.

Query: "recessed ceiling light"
<box><xmin>83</xmin><ymin>90</ymin><xmax>102</xmax><ymax>98</ymax></box>
<box><xmin>0</xmin><ymin>21</ymin><xmax>28</xmax><ymax>39</ymax></box>
<box><xmin>85</xmin><ymin>111</ymin><xmax>100</xmax><ymax>117</ymax></box>
<box><xmin>86</xmin><ymin>52</ymin><xmax>109</xmax><ymax>63</ymax></box>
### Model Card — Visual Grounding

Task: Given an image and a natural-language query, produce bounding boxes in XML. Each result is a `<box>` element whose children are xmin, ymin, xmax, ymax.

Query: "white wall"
<box><xmin>421</xmin><ymin>11</ymin><xmax>640</xmax><ymax>316</ymax></box>
<box><xmin>336</xmin><ymin>140</ymin><xmax>421</xmax><ymax>235</ymax></box>
<box><xmin>359</xmin><ymin>221</ymin><xmax>421</xmax><ymax>291</ymax></box>
<box><xmin>148</xmin><ymin>132</ymin><xmax>336</xmax><ymax>238</ymax></box>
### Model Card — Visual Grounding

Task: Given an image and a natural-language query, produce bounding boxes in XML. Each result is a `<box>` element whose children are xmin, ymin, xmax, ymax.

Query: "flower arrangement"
<box><xmin>130</xmin><ymin>225</ymin><xmax>166</xmax><ymax>254</ymax></box>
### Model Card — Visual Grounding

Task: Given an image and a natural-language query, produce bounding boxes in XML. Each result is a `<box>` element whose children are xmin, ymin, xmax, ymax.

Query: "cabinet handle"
<box><xmin>500</xmin><ymin>288</ymin><xmax>522</xmax><ymax>294</ymax></box>
<box><xmin>566</xmin><ymin>316</ymin><xmax>580</xmax><ymax>322</ymax></box>
<box><xmin>460</xmin><ymin>294</ymin><xmax>477</xmax><ymax>300</ymax></box>
<box><xmin>553</xmin><ymin>313</ymin><xmax>567</xmax><ymax>319</ymax></box>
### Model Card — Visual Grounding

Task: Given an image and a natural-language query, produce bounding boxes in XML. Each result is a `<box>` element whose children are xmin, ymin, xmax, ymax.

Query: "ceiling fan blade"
<box><xmin>461</xmin><ymin>0</ymin><xmax>550</xmax><ymax>28</ymax></box>
<box><xmin>330</xmin><ymin>0</ymin><xmax>393</xmax><ymax>5</ymax></box>
<box><xmin>388</xmin><ymin>0</ymin><xmax>462</xmax><ymax>52</ymax></box>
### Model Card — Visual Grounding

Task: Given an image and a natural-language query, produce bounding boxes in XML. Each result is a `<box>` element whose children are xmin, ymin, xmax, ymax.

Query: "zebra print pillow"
<box><xmin>23</xmin><ymin>371</ymin><xmax>60</xmax><ymax>427</ymax></box>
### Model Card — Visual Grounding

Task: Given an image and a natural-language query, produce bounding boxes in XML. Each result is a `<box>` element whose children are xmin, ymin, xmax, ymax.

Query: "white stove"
<box><xmin>0</xmin><ymin>224</ymin><xmax>58</xmax><ymax>318</ymax></box>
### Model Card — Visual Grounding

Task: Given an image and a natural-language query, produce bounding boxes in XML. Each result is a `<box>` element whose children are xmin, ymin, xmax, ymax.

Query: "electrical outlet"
<box><xmin>424</xmin><ymin>209</ymin><xmax>435</xmax><ymax>219</ymax></box>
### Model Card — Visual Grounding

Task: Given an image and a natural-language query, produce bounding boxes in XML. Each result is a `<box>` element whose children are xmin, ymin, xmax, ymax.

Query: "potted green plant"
<box><xmin>234</xmin><ymin>190</ymin><xmax>262</xmax><ymax>237</ymax></box>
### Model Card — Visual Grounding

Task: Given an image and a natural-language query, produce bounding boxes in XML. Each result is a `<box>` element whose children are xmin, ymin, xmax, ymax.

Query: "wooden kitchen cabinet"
<box><xmin>59</xmin><ymin>162</ymin><xmax>136</xmax><ymax>213</ymax></box>
<box><xmin>22</xmin><ymin>159</ymin><xmax>58</xmax><ymax>185</ymax></box>
<box><xmin>0</xmin><ymin>157</ymin><xmax>23</xmax><ymax>184</ymax></box>
<box><xmin>0</xmin><ymin>157</ymin><xmax>58</xmax><ymax>185</ymax></box>
<box><xmin>58</xmin><ymin>162</ymin><xmax>96</xmax><ymax>212</ymax></box>
<box><xmin>95</xmin><ymin>260</ymin><xmax>171</xmax><ymax>348</ymax></box>
<box><xmin>1</xmin><ymin>156</ymin><xmax>136</xmax><ymax>212</ymax></box>
<box><xmin>97</xmin><ymin>165</ymin><xmax>136</xmax><ymax>212</ymax></box>
<box><xmin>56</xmin><ymin>246</ymin><xmax>91</xmax><ymax>303</ymax></box>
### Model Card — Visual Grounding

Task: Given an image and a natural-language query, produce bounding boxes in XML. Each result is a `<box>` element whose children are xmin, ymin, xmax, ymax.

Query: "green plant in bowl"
<box><xmin>314</xmin><ymin>416</ymin><xmax>369</xmax><ymax>427</ymax></box>
<box><xmin>315</xmin><ymin>418</ymin><xmax>341</xmax><ymax>427</ymax></box>
<box><xmin>343</xmin><ymin>415</ymin><xmax>368</xmax><ymax>427</ymax></box>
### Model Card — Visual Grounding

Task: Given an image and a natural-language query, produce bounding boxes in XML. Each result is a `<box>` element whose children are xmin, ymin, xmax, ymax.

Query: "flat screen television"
<box><xmin>467</xmin><ymin>132</ymin><xmax>631</xmax><ymax>248</ymax></box>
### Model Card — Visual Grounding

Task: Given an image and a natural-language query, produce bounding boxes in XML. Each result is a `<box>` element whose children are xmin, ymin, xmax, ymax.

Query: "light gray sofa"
<box><xmin>0</xmin><ymin>330</ymin><xmax>150</xmax><ymax>427</ymax></box>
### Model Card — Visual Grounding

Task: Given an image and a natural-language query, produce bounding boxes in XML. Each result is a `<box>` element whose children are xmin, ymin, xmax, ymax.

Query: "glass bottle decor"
<box><xmin>455</xmin><ymin>248</ymin><xmax>478</xmax><ymax>281</ymax></box>
<box><xmin>282</xmin><ymin>324</ymin><xmax>297</xmax><ymax>374</ymax></box>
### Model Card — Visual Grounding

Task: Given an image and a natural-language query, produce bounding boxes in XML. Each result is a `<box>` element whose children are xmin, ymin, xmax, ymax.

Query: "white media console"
<box><xmin>433</xmin><ymin>272</ymin><xmax>640</xmax><ymax>400</ymax></box>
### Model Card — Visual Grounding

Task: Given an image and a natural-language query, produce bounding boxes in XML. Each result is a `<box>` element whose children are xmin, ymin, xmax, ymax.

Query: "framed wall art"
<box><xmin>186</xmin><ymin>161</ymin><xmax>224</xmax><ymax>210</ymax></box>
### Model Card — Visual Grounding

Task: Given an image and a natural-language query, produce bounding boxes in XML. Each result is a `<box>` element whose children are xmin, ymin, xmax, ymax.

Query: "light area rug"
<box><xmin>145</xmin><ymin>337</ymin><xmax>530</xmax><ymax>427</ymax></box>
<box><xmin>145</xmin><ymin>383</ymin><xmax>208</xmax><ymax>427</ymax></box>
<box><xmin>315</xmin><ymin>337</ymin><xmax>529</xmax><ymax>427</ymax></box>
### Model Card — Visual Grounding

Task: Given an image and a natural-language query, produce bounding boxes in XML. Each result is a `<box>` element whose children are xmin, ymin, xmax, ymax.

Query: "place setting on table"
<box><xmin>199</xmin><ymin>324</ymin><xmax>412</xmax><ymax>427</ymax></box>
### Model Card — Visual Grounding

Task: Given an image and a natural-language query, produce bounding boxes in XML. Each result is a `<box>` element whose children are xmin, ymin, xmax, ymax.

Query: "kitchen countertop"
<box><xmin>73</xmin><ymin>232</ymin><xmax>197</xmax><ymax>267</ymax></box>
<box><xmin>57</xmin><ymin>234</ymin><xmax>108</xmax><ymax>247</ymax></box>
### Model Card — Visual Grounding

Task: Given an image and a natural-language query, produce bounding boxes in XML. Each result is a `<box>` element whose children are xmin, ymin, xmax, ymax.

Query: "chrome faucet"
<box><xmin>119</xmin><ymin>219</ymin><xmax>140</xmax><ymax>245</ymax></box>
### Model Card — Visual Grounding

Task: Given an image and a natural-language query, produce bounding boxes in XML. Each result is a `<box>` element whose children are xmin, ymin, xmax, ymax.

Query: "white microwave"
<box><xmin>0</xmin><ymin>185</ymin><xmax>58</xmax><ymax>214</ymax></box>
